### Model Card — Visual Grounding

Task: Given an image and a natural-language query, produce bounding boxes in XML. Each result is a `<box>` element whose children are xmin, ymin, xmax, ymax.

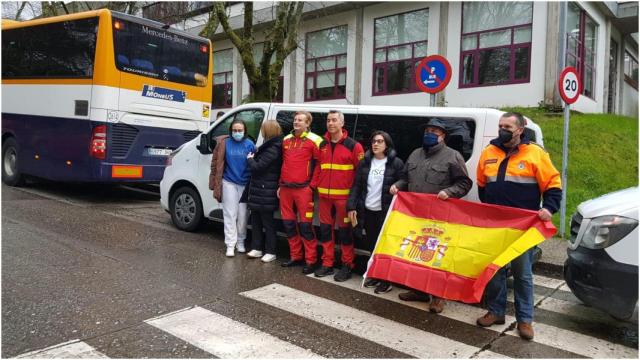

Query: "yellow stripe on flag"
<box><xmin>374</xmin><ymin>210</ymin><xmax>544</xmax><ymax>279</ymax></box>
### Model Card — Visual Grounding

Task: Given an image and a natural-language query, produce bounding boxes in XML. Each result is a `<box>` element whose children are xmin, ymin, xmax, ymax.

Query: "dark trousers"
<box><xmin>364</xmin><ymin>209</ymin><xmax>385</xmax><ymax>252</ymax></box>
<box><xmin>251</xmin><ymin>210</ymin><xmax>277</xmax><ymax>255</ymax></box>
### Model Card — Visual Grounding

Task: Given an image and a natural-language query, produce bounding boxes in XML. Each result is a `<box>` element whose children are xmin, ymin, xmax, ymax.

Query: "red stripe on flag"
<box><xmin>393</xmin><ymin>192</ymin><xmax>556</xmax><ymax>238</ymax></box>
<box><xmin>368</xmin><ymin>254</ymin><xmax>502</xmax><ymax>303</ymax></box>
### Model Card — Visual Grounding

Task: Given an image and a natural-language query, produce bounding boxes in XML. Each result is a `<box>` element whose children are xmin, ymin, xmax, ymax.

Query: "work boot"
<box><xmin>281</xmin><ymin>259</ymin><xmax>304</xmax><ymax>267</ymax></box>
<box><xmin>429</xmin><ymin>297</ymin><xmax>445</xmax><ymax>313</ymax></box>
<box><xmin>476</xmin><ymin>312</ymin><xmax>506</xmax><ymax>327</ymax></box>
<box><xmin>333</xmin><ymin>265</ymin><xmax>352</xmax><ymax>282</ymax></box>
<box><xmin>398</xmin><ymin>290</ymin><xmax>430</xmax><ymax>302</ymax></box>
<box><xmin>302</xmin><ymin>263</ymin><xmax>316</xmax><ymax>275</ymax></box>
<box><xmin>314</xmin><ymin>266</ymin><xmax>334</xmax><ymax>278</ymax></box>
<box><xmin>517</xmin><ymin>322</ymin><xmax>534</xmax><ymax>340</ymax></box>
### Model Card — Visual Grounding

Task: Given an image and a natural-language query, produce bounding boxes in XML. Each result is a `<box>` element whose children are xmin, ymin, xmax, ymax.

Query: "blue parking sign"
<box><xmin>415</xmin><ymin>55</ymin><xmax>452</xmax><ymax>94</ymax></box>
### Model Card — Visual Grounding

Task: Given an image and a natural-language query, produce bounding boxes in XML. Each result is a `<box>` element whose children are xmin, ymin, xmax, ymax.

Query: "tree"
<box><xmin>201</xmin><ymin>2</ymin><xmax>305</xmax><ymax>102</ymax></box>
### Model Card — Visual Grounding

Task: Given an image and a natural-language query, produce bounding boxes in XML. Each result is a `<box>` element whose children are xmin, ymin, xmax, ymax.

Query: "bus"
<box><xmin>1</xmin><ymin>10</ymin><xmax>213</xmax><ymax>186</ymax></box>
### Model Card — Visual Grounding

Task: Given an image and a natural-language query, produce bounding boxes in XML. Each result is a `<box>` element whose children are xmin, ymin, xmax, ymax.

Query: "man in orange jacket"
<box><xmin>279</xmin><ymin>111</ymin><xmax>323</xmax><ymax>274</ymax></box>
<box><xmin>312</xmin><ymin>110</ymin><xmax>364</xmax><ymax>281</ymax></box>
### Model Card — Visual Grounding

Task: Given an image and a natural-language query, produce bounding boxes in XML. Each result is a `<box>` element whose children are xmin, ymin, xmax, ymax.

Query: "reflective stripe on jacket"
<box><xmin>313</xmin><ymin>129</ymin><xmax>364</xmax><ymax>199</ymax></box>
<box><xmin>477</xmin><ymin>137</ymin><xmax>562</xmax><ymax>212</ymax></box>
<box><xmin>280</xmin><ymin>130</ymin><xmax>322</xmax><ymax>188</ymax></box>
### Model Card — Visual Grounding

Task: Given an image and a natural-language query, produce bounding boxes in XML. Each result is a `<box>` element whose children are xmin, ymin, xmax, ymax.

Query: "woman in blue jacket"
<box><xmin>347</xmin><ymin>130</ymin><xmax>405</xmax><ymax>294</ymax></box>
<box><xmin>220</xmin><ymin>119</ymin><xmax>256</xmax><ymax>257</ymax></box>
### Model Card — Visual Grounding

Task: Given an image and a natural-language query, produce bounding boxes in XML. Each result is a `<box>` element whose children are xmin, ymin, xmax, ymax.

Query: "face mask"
<box><xmin>423</xmin><ymin>133</ymin><xmax>439</xmax><ymax>150</ymax></box>
<box><xmin>498</xmin><ymin>128</ymin><xmax>513</xmax><ymax>144</ymax></box>
<box><xmin>232</xmin><ymin>132</ymin><xmax>244</xmax><ymax>141</ymax></box>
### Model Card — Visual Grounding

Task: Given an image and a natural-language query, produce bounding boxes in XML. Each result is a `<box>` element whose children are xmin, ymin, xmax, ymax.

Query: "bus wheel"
<box><xmin>170</xmin><ymin>186</ymin><xmax>203</xmax><ymax>232</ymax></box>
<box><xmin>2</xmin><ymin>137</ymin><xmax>24</xmax><ymax>187</ymax></box>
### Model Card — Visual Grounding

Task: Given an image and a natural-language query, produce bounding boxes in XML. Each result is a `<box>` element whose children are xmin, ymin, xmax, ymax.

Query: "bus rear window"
<box><xmin>112</xmin><ymin>18</ymin><xmax>209</xmax><ymax>87</ymax></box>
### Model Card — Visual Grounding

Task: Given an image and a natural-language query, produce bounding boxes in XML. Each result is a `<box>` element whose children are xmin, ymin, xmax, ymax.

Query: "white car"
<box><xmin>564</xmin><ymin>187</ymin><xmax>639</xmax><ymax>321</ymax></box>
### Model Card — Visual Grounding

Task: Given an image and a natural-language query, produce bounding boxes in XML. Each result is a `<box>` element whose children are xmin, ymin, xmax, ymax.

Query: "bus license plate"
<box><xmin>148</xmin><ymin>148</ymin><xmax>172</xmax><ymax>156</ymax></box>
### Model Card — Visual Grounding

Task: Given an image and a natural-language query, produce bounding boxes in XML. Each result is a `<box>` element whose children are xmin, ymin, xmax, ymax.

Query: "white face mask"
<box><xmin>232</xmin><ymin>132</ymin><xmax>244</xmax><ymax>141</ymax></box>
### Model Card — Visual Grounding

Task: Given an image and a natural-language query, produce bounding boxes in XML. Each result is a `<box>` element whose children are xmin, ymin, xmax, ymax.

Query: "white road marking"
<box><xmin>504</xmin><ymin>321</ymin><xmax>638</xmax><ymax>359</ymax></box>
<box><xmin>537</xmin><ymin>296</ymin><xmax>625</xmax><ymax>326</ymax></box>
<box><xmin>15</xmin><ymin>340</ymin><xmax>108</xmax><ymax>358</ymax></box>
<box><xmin>241</xmin><ymin>283</ymin><xmax>481</xmax><ymax>358</ymax></box>
<box><xmin>533</xmin><ymin>274</ymin><xmax>565</xmax><ymax>289</ymax></box>
<box><xmin>307</xmin><ymin>273</ymin><xmax>638</xmax><ymax>358</ymax></box>
<box><xmin>145</xmin><ymin>306</ymin><xmax>321</xmax><ymax>358</ymax></box>
<box><xmin>471</xmin><ymin>349</ymin><xmax>512</xmax><ymax>358</ymax></box>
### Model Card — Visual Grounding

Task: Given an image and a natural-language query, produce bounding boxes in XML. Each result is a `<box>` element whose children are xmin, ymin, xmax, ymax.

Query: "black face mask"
<box><xmin>498</xmin><ymin>128</ymin><xmax>514</xmax><ymax>144</ymax></box>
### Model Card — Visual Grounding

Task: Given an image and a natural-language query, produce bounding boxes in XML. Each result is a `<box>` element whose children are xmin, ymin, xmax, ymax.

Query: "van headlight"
<box><xmin>580</xmin><ymin>216</ymin><xmax>638</xmax><ymax>249</ymax></box>
<box><xmin>166</xmin><ymin>145</ymin><xmax>184</xmax><ymax>166</ymax></box>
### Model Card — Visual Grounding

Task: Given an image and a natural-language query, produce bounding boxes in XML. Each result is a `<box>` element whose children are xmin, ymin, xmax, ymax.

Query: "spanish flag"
<box><xmin>365</xmin><ymin>192</ymin><xmax>557</xmax><ymax>304</ymax></box>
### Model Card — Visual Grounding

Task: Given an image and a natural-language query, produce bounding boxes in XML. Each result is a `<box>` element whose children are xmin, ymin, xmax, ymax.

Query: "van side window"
<box><xmin>275</xmin><ymin>110</ymin><xmax>356</xmax><ymax>136</ymax></box>
<box><xmin>523</xmin><ymin>127</ymin><xmax>536</xmax><ymax>143</ymax></box>
<box><xmin>353</xmin><ymin>114</ymin><xmax>475</xmax><ymax>162</ymax></box>
<box><xmin>211</xmin><ymin>109</ymin><xmax>264</xmax><ymax>142</ymax></box>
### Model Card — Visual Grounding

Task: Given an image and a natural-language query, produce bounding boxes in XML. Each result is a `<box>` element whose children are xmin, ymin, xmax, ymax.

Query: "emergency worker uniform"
<box><xmin>279</xmin><ymin>130</ymin><xmax>323</xmax><ymax>266</ymax></box>
<box><xmin>477</xmin><ymin>135</ymin><xmax>562</xmax><ymax>328</ymax></box>
<box><xmin>312</xmin><ymin>129</ymin><xmax>364</xmax><ymax>269</ymax></box>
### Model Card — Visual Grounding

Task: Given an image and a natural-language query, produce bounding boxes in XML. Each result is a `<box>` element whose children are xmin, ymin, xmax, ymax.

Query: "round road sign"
<box><xmin>558</xmin><ymin>67</ymin><xmax>582</xmax><ymax>104</ymax></box>
<box><xmin>415</xmin><ymin>55</ymin><xmax>452</xmax><ymax>94</ymax></box>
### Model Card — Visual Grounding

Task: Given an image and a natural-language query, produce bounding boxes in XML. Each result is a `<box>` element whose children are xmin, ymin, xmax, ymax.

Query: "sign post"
<box><xmin>415</xmin><ymin>55</ymin><xmax>452</xmax><ymax>106</ymax></box>
<box><xmin>557</xmin><ymin>66</ymin><xmax>581</xmax><ymax>238</ymax></box>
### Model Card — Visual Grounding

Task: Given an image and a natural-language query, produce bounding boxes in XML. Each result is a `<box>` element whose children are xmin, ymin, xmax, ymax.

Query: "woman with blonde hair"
<box><xmin>245</xmin><ymin>120</ymin><xmax>284</xmax><ymax>262</ymax></box>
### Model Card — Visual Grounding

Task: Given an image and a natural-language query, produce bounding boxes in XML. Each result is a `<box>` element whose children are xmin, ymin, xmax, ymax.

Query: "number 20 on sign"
<box><xmin>558</xmin><ymin>67</ymin><xmax>581</xmax><ymax>104</ymax></box>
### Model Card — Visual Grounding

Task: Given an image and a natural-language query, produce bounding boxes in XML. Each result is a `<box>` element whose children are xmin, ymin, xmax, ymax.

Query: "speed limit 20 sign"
<box><xmin>558</xmin><ymin>67</ymin><xmax>582</xmax><ymax>104</ymax></box>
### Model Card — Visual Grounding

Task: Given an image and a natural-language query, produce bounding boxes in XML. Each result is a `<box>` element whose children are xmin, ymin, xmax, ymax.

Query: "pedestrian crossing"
<box><xmin>14</xmin><ymin>272</ymin><xmax>639</xmax><ymax>359</ymax></box>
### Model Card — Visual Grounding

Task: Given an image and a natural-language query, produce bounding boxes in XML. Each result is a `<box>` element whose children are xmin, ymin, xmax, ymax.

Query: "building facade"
<box><xmin>165</xmin><ymin>1</ymin><xmax>638</xmax><ymax>117</ymax></box>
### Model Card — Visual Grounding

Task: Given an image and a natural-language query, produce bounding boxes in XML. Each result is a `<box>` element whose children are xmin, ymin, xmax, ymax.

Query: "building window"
<box><xmin>213</xmin><ymin>49</ymin><xmax>233</xmax><ymax>107</ymax></box>
<box><xmin>372</xmin><ymin>8</ymin><xmax>429</xmax><ymax>96</ymax></box>
<box><xmin>250</xmin><ymin>42</ymin><xmax>284</xmax><ymax>102</ymax></box>
<box><xmin>624</xmin><ymin>51</ymin><xmax>638</xmax><ymax>89</ymax></box>
<box><xmin>305</xmin><ymin>26</ymin><xmax>347</xmax><ymax>101</ymax></box>
<box><xmin>460</xmin><ymin>2</ymin><xmax>533</xmax><ymax>88</ymax></box>
<box><xmin>566</xmin><ymin>3</ymin><xmax>598</xmax><ymax>99</ymax></box>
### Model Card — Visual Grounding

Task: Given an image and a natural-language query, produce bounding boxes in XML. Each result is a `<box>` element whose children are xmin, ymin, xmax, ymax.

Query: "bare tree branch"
<box><xmin>14</xmin><ymin>1</ymin><xmax>27</xmax><ymax>20</ymax></box>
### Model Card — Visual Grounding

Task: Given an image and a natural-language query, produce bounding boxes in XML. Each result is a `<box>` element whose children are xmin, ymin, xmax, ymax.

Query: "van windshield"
<box><xmin>112</xmin><ymin>17</ymin><xmax>209</xmax><ymax>87</ymax></box>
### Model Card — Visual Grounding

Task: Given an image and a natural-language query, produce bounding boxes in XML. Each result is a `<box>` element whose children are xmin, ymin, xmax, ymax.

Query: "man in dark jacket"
<box><xmin>390</xmin><ymin>118</ymin><xmax>472</xmax><ymax>313</ymax></box>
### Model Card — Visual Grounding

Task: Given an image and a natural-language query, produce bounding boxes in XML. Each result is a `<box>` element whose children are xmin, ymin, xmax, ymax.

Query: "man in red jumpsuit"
<box><xmin>279</xmin><ymin>111</ymin><xmax>323</xmax><ymax>274</ymax></box>
<box><xmin>312</xmin><ymin>110</ymin><xmax>364</xmax><ymax>281</ymax></box>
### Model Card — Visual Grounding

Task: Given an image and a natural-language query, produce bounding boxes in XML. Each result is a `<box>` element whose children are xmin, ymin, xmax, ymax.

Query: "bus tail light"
<box><xmin>90</xmin><ymin>125</ymin><xmax>107</xmax><ymax>159</ymax></box>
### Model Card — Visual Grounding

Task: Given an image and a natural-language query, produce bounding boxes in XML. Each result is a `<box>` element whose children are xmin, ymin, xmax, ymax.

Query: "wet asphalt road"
<box><xmin>2</xmin><ymin>181</ymin><xmax>638</xmax><ymax>358</ymax></box>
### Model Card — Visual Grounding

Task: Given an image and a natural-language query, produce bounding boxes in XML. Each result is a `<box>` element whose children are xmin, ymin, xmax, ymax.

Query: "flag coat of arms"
<box><xmin>364</xmin><ymin>192</ymin><xmax>557</xmax><ymax>303</ymax></box>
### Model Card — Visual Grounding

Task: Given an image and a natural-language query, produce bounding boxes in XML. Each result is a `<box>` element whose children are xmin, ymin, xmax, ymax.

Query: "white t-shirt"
<box><xmin>365</xmin><ymin>157</ymin><xmax>387</xmax><ymax>211</ymax></box>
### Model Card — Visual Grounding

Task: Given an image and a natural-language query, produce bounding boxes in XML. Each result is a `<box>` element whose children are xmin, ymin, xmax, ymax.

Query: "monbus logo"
<box><xmin>141</xmin><ymin>85</ymin><xmax>186</xmax><ymax>103</ymax></box>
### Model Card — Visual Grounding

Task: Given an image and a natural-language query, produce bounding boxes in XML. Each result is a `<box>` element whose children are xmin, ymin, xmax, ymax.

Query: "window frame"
<box><xmin>212</xmin><ymin>48</ymin><xmax>234</xmax><ymax>107</ymax></box>
<box><xmin>624</xmin><ymin>51</ymin><xmax>638</xmax><ymax>90</ymax></box>
<box><xmin>565</xmin><ymin>3</ymin><xmax>598</xmax><ymax>99</ymax></box>
<box><xmin>458</xmin><ymin>2</ymin><xmax>533</xmax><ymax>88</ymax></box>
<box><xmin>304</xmin><ymin>25</ymin><xmax>348</xmax><ymax>102</ymax></box>
<box><xmin>371</xmin><ymin>7</ymin><xmax>429</xmax><ymax>96</ymax></box>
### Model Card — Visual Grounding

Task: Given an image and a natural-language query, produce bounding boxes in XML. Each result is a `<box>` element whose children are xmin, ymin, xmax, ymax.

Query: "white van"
<box><xmin>159</xmin><ymin>103</ymin><xmax>543</xmax><ymax>243</ymax></box>
<box><xmin>564</xmin><ymin>187</ymin><xmax>639</xmax><ymax>321</ymax></box>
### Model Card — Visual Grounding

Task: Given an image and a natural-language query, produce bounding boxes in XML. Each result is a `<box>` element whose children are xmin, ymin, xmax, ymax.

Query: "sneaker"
<box><xmin>517</xmin><ymin>322</ymin><xmax>534</xmax><ymax>340</ymax></box>
<box><xmin>236</xmin><ymin>243</ymin><xmax>246</xmax><ymax>253</ymax></box>
<box><xmin>374</xmin><ymin>281</ymin><xmax>392</xmax><ymax>294</ymax></box>
<box><xmin>314</xmin><ymin>266</ymin><xmax>334</xmax><ymax>277</ymax></box>
<box><xmin>476</xmin><ymin>312</ymin><xmax>506</xmax><ymax>327</ymax></box>
<box><xmin>429</xmin><ymin>297</ymin><xmax>445</xmax><ymax>313</ymax></box>
<box><xmin>261</xmin><ymin>254</ymin><xmax>277</xmax><ymax>263</ymax></box>
<box><xmin>364</xmin><ymin>278</ymin><xmax>380</xmax><ymax>288</ymax></box>
<box><xmin>333</xmin><ymin>265</ymin><xmax>352</xmax><ymax>282</ymax></box>
<box><xmin>247</xmin><ymin>250</ymin><xmax>263</xmax><ymax>258</ymax></box>
<box><xmin>398</xmin><ymin>290</ymin><xmax>430</xmax><ymax>302</ymax></box>
<box><xmin>225</xmin><ymin>247</ymin><xmax>235</xmax><ymax>257</ymax></box>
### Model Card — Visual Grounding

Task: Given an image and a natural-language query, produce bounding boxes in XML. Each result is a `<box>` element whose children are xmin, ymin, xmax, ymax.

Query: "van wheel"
<box><xmin>170</xmin><ymin>186</ymin><xmax>203</xmax><ymax>231</ymax></box>
<box><xmin>2</xmin><ymin>137</ymin><xmax>24</xmax><ymax>187</ymax></box>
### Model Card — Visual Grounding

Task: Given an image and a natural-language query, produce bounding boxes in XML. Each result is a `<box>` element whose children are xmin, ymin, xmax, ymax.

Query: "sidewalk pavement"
<box><xmin>535</xmin><ymin>237</ymin><xmax>568</xmax><ymax>276</ymax></box>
